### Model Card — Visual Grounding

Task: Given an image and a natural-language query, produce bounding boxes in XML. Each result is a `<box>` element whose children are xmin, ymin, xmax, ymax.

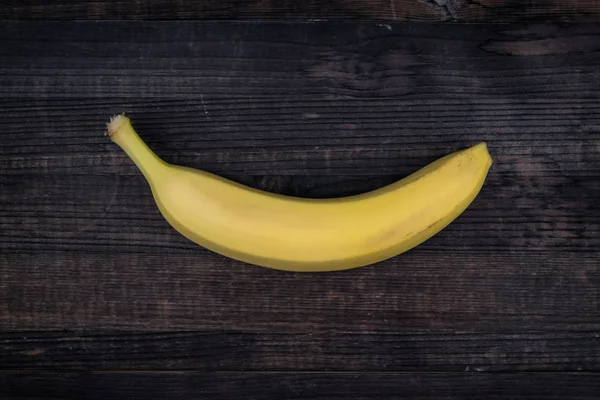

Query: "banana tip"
<box><xmin>473</xmin><ymin>142</ymin><xmax>487</xmax><ymax>151</ymax></box>
<box><xmin>470</xmin><ymin>142</ymin><xmax>490</xmax><ymax>156</ymax></box>
<box><xmin>472</xmin><ymin>142</ymin><xmax>493</xmax><ymax>166</ymax></box>
<box><xmin>105</xmin><ymin>113</ymin><xmax>128</xmax><ymax>138</ymax></box>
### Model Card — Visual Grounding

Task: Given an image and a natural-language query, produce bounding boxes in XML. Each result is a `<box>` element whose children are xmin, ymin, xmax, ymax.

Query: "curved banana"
<box><xmin>106</xmin><ymin>114</ymin><xmax>492</xmax><ymax>272</ymax></box>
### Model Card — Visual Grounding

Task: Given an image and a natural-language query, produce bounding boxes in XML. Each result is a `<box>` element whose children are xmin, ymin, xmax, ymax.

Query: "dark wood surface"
<box><xmin>3</xmin><ymin>0</ymin><xmax>600</xmax><ymax>22</ymax></box>
<box><xmin>2</xmin><ymin>372</ymin><xmax>600</xmax><ymax>400</ymax></box>
<box><xmin>1</xmin><ymin>20</ymin><xmax>600</xmax><ymax>399</ymax></box>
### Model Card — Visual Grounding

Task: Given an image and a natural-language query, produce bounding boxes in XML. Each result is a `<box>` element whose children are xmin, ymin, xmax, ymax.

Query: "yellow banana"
<box><xmin>106</xmin><ymin>114</ymin><xmax>492</xmax><ymax>272</ymax></box>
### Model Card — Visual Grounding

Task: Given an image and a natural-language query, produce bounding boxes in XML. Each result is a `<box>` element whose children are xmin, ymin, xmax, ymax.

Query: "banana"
<box><xmin>106</xmin><ymin>114</ymin><xmax>492</xmax><ymax>272</ymax></box>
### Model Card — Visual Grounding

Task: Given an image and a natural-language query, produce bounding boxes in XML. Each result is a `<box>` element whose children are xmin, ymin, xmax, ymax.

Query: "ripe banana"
<box><xmin>106</xmin><ymin>114</ymin><xmax>492</xmax><ymax>272</ymax></box>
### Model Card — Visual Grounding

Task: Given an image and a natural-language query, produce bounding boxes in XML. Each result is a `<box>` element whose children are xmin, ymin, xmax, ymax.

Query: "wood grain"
<box><xmin>1</xmin><ymin>22</ymin><xmax>599</xmax><ymax>324</ymax></box>
<box><xmin>1</xmin><ymin>371</ymin><xmax>599</xmax><ymax>400</ymax></box>
<box><xmin>1</xmin><ymin>330</ymin><xmax>599</xmax><ymax>371</ymax></box>
<box><xmin>3</xmin><ymin>22</ymin><xmax>600</xmax><ymax>99</ymax></box>
<box><xmin>1</xmin><ymin>20</ymin><xmax>600</xmax><ymax>398</ymax></box>
<box><xmin>2</xmin><ymin>0</ymin><xmax>600</xmax><ymax>22</ymax></box>
<box><xmin>1</xmin><ymin>251</ymin><xmax>599</xmax><ymax>332</ymax></box>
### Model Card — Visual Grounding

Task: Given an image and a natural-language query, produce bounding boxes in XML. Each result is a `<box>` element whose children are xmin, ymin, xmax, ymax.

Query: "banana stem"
<box><xmin>106</xmin><ymin>114</ymin><xmax>167</xmax><ymax>180</ymax></box>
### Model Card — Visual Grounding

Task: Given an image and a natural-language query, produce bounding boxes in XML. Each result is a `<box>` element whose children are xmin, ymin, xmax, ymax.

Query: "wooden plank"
<box><xmin>1</xmin><ymin>251</ymin><xmax>599</xmax><ymax>332</ymax></box>
<box><xmin>2</xmin><ymin>0</ymin><xmax>600</xmax><ymax>23</ymax></box>
<box><xmin>3</xmin><ymin>97</ymin><xmax>600</xmax><ymax>173</ymax></box>
<box><xmin>1</xmin><ymin>172</ymin><xmax>599</xmax><ymax>251</ymax></box>
<box><xmin>1</xmin><ymin>330</ymin><xmax>599</xmax><ymax>371</ymax></box>
<box><xmin>3</xmin><ymin>98</ymin><xmax>600</xmax><ymax>176</ymax></box>
<box><xmin>1</xmin><ymin>371</ymin><xmax>599</xmax><ymax>399</ymax></box>
<box><xmin>3</xmin><ymin>22</ymin><xmax>600</xmax><ymax>99</ymax></box>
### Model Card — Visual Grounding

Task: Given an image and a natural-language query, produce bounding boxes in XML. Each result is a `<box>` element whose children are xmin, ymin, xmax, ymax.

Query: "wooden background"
<box><xmin>1</xmin><ymin>2</ymin><xmax>600</xmax><ymax>399</ymax></box>
<box><xmin>3</xmin><ymin>0</ymin><xmax>600</xmax><ymax>22</ymax></box>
